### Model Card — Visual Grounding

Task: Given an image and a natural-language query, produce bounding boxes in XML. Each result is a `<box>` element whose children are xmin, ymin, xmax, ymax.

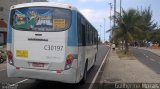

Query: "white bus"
<box><xmin>7</xmin><ymin>2</ymin><xmax>98</xmax><ymax>83</ymax></box>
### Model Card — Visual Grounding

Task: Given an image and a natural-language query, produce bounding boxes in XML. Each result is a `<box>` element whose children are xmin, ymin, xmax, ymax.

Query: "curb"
<box><xmin>89</xmin><ymin>46</ymin><xmax>111</xmax><ymax>89</ymax></box>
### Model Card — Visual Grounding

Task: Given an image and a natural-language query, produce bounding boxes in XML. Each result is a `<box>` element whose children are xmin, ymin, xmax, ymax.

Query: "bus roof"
<box><xmin>10</xmin><ymin>2</ymin><xmax>77</xmax><ymax>10</ymax></box>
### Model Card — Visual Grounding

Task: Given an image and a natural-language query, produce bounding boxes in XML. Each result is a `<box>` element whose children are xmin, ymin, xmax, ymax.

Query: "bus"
<box><xmin>7</xmin><ymin>2</ymin><xmax>98</xmax><ymax>83</ymax></box>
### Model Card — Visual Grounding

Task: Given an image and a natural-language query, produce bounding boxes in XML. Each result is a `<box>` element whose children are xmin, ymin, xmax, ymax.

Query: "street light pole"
<box><xmin>114</xmin><ymin>0</ymin><xmax>116</xmax><ymax>28</ymax></box>
<box><xmin>100</xmin><ymin>25</ymin><xmax>102</xmax><ymax>41</ymax></box>
<box><xmin>104</xmin><ymin>18</ymin><xmax>106</xmax><ymax>43</ymax></box>
<box><xmin>108</xmin><ymin>3</ymin><xmax>112</xmax><ymax>39</ymax></box>
<box><xmin>120</xmin><ymin>0</ymin><xmax>123</xmax><ymax>50</ymax></box>
<box><xmin>120</xmin><ymin>0</ymin><xmax>122</xmax><ymax>16</ymax></box>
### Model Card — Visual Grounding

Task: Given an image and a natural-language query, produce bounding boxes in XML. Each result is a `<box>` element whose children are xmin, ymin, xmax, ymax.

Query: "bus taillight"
<box><xmin>67</xmin><ymin>54</ymin><xmax>73</xmax><ymax>64</ymax></box>
<box><xmin>7</xmin><ymin>51</ymin><xmax>14</xmax><ymax>65</ymax></box>
<box><xmin>65</xmin><ymin>54</ymin><xmax>73</xmax><ymax>69</ymax></box>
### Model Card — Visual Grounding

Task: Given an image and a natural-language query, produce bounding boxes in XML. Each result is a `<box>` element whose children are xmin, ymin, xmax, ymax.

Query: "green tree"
<box><xmin>137</xmin><ymin>6</ymin><xmax>157</xmax><ymax>41</ymax></box>
<box><xmin>113</xmin><ymin>9</ymin><xmax>141</xmax><ymax>53</ymax></box>
<box><xmin>107</xmin><ymin>6</ymin><xmax>158</xmax><ymax>54</ymax></box>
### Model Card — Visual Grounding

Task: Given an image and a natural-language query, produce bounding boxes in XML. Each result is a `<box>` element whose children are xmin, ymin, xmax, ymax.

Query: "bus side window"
<box><xmin>77</xmin><ymin>13</ymin><xmax>82</xmax><ymax>46</ymax></box>
<box><xmin>82</xmin><ymin>24</ymin><xmax>86</xmax><ymax>46</ymax></box>
<box><xmin>77</xmin><ymin>13</ymin><xmax>87</xmax><ymax>46</ymax></box>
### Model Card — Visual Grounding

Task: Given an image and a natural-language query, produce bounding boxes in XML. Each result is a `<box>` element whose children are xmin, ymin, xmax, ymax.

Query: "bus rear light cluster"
<box><xmin>65</xmin><ymin>54</ymin><xmax>74</xmax><ymax>70</ymax></box>
<box><xmin>7</xmin><ymin>51</ymin><xmax>14</xmax><ymax>65</ymax></box>
<box><xmin>66</xmin><ymin>54</ymin><xmax>73</xmax><ymax>65</ymax></box>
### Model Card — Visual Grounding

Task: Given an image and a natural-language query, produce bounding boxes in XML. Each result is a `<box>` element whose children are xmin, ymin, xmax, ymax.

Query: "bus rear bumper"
<box><xmin>7</xmin><ymin>64</ymin><xmax>78</xmax><ymax>83</ymax></box>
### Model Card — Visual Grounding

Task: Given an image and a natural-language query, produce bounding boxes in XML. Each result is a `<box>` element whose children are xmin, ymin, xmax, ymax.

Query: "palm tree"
<box><xmin>113</xmin><ymin>9</ymin><xmax>141</xmax><ymax>54</ymax></box>
<box><xmin>139</xmin><ymin>6</ymin><xmax>157</xmax><ymax>41</ymax></box>
<box><xmin>107</xmin><ymin>7</ymin><xmax>157</xmax><ymax>53</ymax></box>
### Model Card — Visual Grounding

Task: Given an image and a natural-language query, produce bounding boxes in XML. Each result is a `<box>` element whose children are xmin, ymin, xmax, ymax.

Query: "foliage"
<box><xmin>116</xmin><ymin>49</ymin><xmax>136</xmax><ymax>60</ymax></box>
<box><xmin>107</xmin><ymin>6</ymin><xmax>159</xmax><ymax>54</ymax></box>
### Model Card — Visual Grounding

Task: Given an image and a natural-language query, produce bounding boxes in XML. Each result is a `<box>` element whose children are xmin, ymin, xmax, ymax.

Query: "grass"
<box><xmin>116</xmin><ymin>49</ymin><xmax>136</xmax><ymax>60</ymax></box>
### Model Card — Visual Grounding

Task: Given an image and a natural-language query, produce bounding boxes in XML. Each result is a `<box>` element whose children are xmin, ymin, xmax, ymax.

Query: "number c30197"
<box><xmin>44</xmin><ymin>45</ymin><xmax>63</xmax><ymax>51</ymax></box>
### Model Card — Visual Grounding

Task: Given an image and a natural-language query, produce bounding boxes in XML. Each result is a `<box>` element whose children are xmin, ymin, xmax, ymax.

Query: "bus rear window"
<box><xmin>10</xmin><ymin>7</ymin><xmax>71</xmax><ymax>31</ymax></box>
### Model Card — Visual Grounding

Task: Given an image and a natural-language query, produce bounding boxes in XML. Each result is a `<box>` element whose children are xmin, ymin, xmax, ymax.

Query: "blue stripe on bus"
<box><xmin>7</xmin><ymin>25</ymin><xmax>12</xmax><ymax>43</ymax></box>
<box><xmin>7</xmin><ymin>12</ymin><xmax>12</xmax><ymax>43</ymax></box>
<box><xmin>68</xmin><ymin>11</ymin><xmax>78</xmax><ymax>46</ymax></box>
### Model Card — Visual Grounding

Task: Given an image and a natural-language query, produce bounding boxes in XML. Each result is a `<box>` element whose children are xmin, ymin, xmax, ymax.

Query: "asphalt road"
<box><xmin>131</xmin><ymin>47</ymin><xmax>160</xmax><ymax>74</ymax></box>
<box><xmin>0</xmin><ymin>45</ymin><xmax>109</xmax><ymax>89</ymax></box>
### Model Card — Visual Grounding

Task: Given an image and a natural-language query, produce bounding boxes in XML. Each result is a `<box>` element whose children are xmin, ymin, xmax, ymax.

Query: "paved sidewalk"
<box><xmin>100</xmin><ymin>49</ymin><xmax>160</xmax><ymax>88</ymax></box>
<box><xmin>138</xmin><ymin>47</ymin><xmax>160</xmax><ymax>56</ymax></box>
<box><xmin>0</xmin><ymin>61</ymin><xmax>6</xmax><ymax>70</ymax></box>
<box><xmin>0</xmin><ymin>45</ymin><xmax>7</xmax><ymax>70</ymax></box>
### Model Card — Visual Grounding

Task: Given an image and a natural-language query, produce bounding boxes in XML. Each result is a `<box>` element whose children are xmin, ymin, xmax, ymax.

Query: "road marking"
<box><xmin>10</xmin><ymin>79</ymin><xmax>28</xmax><ymax>86</ymax></box>
<box><xmin>0</xmin><ymin>69</ymin><xmax>6</xmax><ymax>71</ymax></box>
<box><xmin>143</xmin><ymin>53</ymin><xmax>149</xmax><ymax>58</ymax></box>
<box><xmin>88</xmin><ymin>46</ymin><xmax>111</xmax><ymax>89</ymax></box>
<box><xmin>150</xmin><ymin>58</ymin><xmax>155</xmax><ymax>62</ymax></box>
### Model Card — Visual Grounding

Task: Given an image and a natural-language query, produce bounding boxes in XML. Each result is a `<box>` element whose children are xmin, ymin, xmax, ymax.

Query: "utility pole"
<box><xmin>100</xmin><ymin>25</ymin><xmax>102</xmax><ymax>41</ymax></box>
<box><xmin>120</xmin><ymin>0</ymin><xmax>122</xmax><ymax>16</ymax></box>
<box><xmin>104</xmin><ymin>18</ymin><xmax>106</xmax><ymax>43</ymax></box>
<box><xmin>114</xmin><ymin>0</ymin><xmax>116</xmax><ymax>28</ymax></box>
<box><xmin>120</xmin><ymin>0</ymin><xmax>123</xmax><ymax>50</ymax></box>
<box><xmin>108</xmin><ymin>3</ymin><xmax>112</xmax><ymax>39</ymax></box>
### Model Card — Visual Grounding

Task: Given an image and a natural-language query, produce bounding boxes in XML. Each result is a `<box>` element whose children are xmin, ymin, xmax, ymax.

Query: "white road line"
<box><xmin>143</xmin><ymin>53</ymin><xmax>149</xmax><ymax>58</ymax></box>
<box><xmin>0</xmin><ymin>69</ymin><xmax>6</xmax><ymax>71</ymax></box>
<box><xmin>10</xmin><ymin>79</ymin><xmax>28</xmax><ymax>86</ymax></box>
<box><xmin>88</xmin><ymin>46</ymin><xmax>111</xmax><ymax>89</ymax></box>
<box><xmin>150</xmin><ymin>58</ymin><xmax>155</xmax><ymax>62</ymax></box>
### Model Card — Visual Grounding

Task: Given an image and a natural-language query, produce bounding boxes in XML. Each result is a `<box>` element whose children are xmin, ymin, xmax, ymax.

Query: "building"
<box><xmin>0</xmin><ymin>0</ymin><xmax>47</xmax><ymax>45</ymax></box>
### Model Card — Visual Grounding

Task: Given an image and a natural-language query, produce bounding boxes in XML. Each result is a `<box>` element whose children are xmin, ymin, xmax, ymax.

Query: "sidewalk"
<box><xmin>0</xmin><ymin>61</ymin><xmax>6</xmax><ymax>70</ymax></box>
<box><xmin>100</xmin><ymin>49</ymin><xmax>160</xmax><ymax>88</ymax></box>
<box><xmin>0</xmin><ymin>45</ymin><xmax>7</xmax><ymax>70</ymax></box>
<box><xmin>138</xmin><ymin>47</ymin><xmax>160</xmax><ymax>56</ymax></box>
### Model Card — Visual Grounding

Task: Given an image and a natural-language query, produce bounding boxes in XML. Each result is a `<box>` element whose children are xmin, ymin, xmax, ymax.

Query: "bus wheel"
<box><xmin>80</xmin><ymin>62</ymin><xmax>88</xmax><ymax>84</ymax></box>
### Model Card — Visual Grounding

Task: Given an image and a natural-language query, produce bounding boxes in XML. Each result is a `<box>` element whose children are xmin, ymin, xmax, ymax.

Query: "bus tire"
<box><xmin>80</xmin><ymin>61</ymin><xmax>88</xmax><ymax>84</ymax></box>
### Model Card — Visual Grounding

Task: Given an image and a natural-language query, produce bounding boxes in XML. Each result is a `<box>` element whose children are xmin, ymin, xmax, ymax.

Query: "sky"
<box><xmin>48</xmin><ymin>0</ymin><xmax>160</xmax><ymax>42</ymax></box>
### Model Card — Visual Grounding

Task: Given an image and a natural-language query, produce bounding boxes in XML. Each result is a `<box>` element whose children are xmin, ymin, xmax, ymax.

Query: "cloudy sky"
<box><xmin>48</xmin><ymin>0</ymin><xmax>160</xmax><ymax>42</ymax></box>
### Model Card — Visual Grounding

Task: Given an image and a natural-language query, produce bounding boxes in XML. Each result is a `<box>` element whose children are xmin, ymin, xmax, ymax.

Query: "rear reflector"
<box><xmin>56</xmin><ymin>70</ymin><xmax>62</xmax><ymax>74</ymax></box>
<box><xmin>16</xmin><ymin>67</ymin><xmax>20</xmax><ymax>70</ymax></box>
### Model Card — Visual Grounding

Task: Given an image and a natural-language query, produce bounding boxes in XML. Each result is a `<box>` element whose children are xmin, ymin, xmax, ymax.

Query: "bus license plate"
<box><xmin>32</xmin><ymin>62</ymin><xmax>44</xmax><ymax>67</ymax></box>
<box><xmin>16</xmin><ymin>50</ymin><xmax>28</xmax><ymax>58</ymax></box>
